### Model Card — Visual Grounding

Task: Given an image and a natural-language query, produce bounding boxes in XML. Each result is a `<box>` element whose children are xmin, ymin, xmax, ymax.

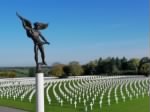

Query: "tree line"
<box><xmin>49</xmin><ymin>57</ymin><xmax>150</xmax><ymax>77</ymax></box>
<box><xmin>0</xmin><ymin>57</ymin><xmax>149</xmax><ymax>78</ymax></box>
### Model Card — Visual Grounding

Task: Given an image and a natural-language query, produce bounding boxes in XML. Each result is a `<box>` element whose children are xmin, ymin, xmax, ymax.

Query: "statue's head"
<box><xmin>34</xmin><ymin>22</ymin><xmax>48</xmax><ymax>30</ymax></box>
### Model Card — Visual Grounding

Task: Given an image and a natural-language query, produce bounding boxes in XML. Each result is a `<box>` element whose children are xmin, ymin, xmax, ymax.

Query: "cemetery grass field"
<box><xmin>0</xmin><ymin>76</ymin><xmax>149</xmax><ymax>112</ymax></box>
<box><xmin>0</xmin><ymin>96</ymin><xmax>149</xmax><ymax>112</ymax></box>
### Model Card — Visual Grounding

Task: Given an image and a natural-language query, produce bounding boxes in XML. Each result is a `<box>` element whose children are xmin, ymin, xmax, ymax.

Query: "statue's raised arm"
<box><xmin>16</xmin><ymin>12</ymin><xmax>32</xmax><ymax>31</ymax></box>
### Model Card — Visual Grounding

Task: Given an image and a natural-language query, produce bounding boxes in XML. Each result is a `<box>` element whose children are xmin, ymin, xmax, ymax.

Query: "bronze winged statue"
<box><xmin>17</xmin><ymin>12</ymin><xmax>50</xmax><ymax>72</ymax></box>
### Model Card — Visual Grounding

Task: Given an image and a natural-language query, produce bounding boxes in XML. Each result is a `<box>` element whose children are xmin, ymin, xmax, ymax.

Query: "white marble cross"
<box><xmin>74</xmin><ymin>101</ymin><xmax>77</xmax><ymax>108</ymax></box>
<box><xmin>83</xmin><ymin>99</ymin><xmax>86</xmax><ymax>106</ymax></box>
<box><xmin>122</xmin><ymin>96</ymin><xmax>126</xmax><ymax>102</ymax></box>
<box><xmin>90</xmin><ymin>102</ymin><xmax>93</xmax><ymax>110</ymax></box>
<box><xmin>108</xmin><ymin>98</ymin><xmax>110</xmax><ymax>106</ymax></box>
<box><xmin>115</xmin><ymin>97</ymin><xmax>118</xmax><ymax>104</ymax></box>
<box><xmin>60</xmin><ymin>100</ymin><xmax>63</xmax><ymax>106</ymax></box>
<box><xmin>70</xmin><ymin>98</ymin><xmax>73</xmax><ymax>104</ymax></box>
<box><xmin>99</xmin><ymin>100</ymin><xmax>102</xmax><ymax>108</ymax></box>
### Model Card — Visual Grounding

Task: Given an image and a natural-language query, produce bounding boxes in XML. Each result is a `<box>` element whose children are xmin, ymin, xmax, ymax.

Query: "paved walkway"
<box><xmin>0</xmin><ymin>106</ymin><xmax>28</xmax><ymax>112</ymax></box>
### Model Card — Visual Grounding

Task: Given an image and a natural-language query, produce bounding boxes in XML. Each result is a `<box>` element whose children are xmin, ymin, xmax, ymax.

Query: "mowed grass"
<box><xmin>98</xmin><ymin>96</ymin><xmax>149</xmax><ymax>112</ymax></box>
<box><xmin>0</xmin><ymin>96</ymin><xmax>149</xmax><ymax>112</ymax></box>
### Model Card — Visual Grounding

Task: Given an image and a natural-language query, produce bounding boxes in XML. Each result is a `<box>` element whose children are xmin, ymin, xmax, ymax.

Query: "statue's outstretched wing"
<box><xmin>16</xmin><ymin>12</ymin><xmax>32</xmax><ymax>29</ymax></box>
<box><xmin>34</xmin><ymin>22</ymin><xmax>48</xmax><ymax>30</ymax></box>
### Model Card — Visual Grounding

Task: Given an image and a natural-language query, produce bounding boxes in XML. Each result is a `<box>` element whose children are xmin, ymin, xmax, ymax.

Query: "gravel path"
<box><xmin>0</xmin><ymin>106</ymin><xmax>28</xmax><ymax>112</ymax></box>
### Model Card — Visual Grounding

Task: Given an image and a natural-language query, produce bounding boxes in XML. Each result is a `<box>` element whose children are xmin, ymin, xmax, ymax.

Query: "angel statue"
<box><xmin>16</xmin><ymin>13</ymin><xmax>50</xmax><ymax>71</ymax></box>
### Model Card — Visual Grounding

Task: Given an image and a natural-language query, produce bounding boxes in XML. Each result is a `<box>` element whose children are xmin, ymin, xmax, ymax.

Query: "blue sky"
<box><xmin>0</xmin><ymin>0</ymin><xmax>149</xmax><ymax>66</ymax></box>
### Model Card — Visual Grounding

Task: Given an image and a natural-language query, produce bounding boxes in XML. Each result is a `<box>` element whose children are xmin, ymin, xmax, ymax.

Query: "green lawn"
<box><xmin>0</xmin><ymin>95</ymin><xmax>149</xmax><ymax>112</ymax></box>
<box><xmin>99</xmin><ymin>96</ymin><xmax>149</xmax><ymax>112</ymax></box>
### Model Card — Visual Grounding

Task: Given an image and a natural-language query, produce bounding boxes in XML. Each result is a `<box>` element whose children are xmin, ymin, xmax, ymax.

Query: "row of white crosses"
<box><xmin>50</xmin><ymin>77</ymin><xmax>108</xmax><ymax>110</ymax></box>
<box><xmin>75</xmin><ymin>77</ymin><xmax>147</xmax><ymax>110</ymax></box>
<box><xmin>114</xmin><ymin>84</ymin><xmax>119</xmax><ymax>104</ymax></box>
<box><xmin>0</xmin><ymin>78</ymin><xmax>35</xmax><ymax>102</ymax></box>
<box><xmin>46</xmin><ymin>83</ymin><xmax>52</xmax><ymax>104</ymax></box>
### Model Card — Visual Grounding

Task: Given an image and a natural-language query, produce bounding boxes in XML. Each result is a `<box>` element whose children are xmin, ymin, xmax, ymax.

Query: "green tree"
<box><xmin>103</xmin><ymin>58</ymin><xmax>111</xmax><ymax>73</ymax></box>
<box><xmin>103</xmin><ymin>57</ymin><xmax>114</xmax><ymax>74</ymax></box>
<box><xmin>127</xmin><ymin>58</ymin><xmax>140</xmax><ymax>73</ymax></box>
<box><xmin>68</xmin><ymin>61</ymin><xmax>83</xmax><ymax>76</ymax></box>
<box><xmin>111</xmin><ymin>64</ymin><xmax>120</xmax><ymax>74</ymax></box>
<box><xmin>115</xmin><ymin>57</ymin><xmax>121</xmax><ymax>70</ymax></box>
<box><xmin>49</xmin><ymin>63</ymin><xmax>64</xmax><ymax>77</ymax></box>
<box><xmin>96</xmin><ymin>57</ymin><xmax>103</xmax><ymax>74</ymax></box>
<box><xmin>121</xmin><ymin>57</ymin><xmax>128</xmax><ymax>70</ymax></box>
<box><xmin>139</xmin><ymin>57</ymin><xmax>150</xmax><ymax>65</ymax></box>
<box><xmin>83</xmin><ymin>60</ymin><xmax>97</xmax><ymax>75</ymax></box>
<box><xmin>63</xmin><ymin>65</ymin><xmax>70</xmax><ymax>76</ymax></box>
<box><xmin>139</xmin><ymin>63</ymin><xmax>150</xmax><ymax>76</ymax></box>
<box><xmin>107</xmin><ymin>58</ymin><xmax>119</xmax><ymax>74</ymax></box>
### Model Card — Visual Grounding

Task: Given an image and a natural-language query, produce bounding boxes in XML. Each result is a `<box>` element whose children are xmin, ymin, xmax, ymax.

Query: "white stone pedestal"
<box><xmin>36</xmin><ymin>73</ymin><xmax>44</xmax><ymax>112</ymax></box>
